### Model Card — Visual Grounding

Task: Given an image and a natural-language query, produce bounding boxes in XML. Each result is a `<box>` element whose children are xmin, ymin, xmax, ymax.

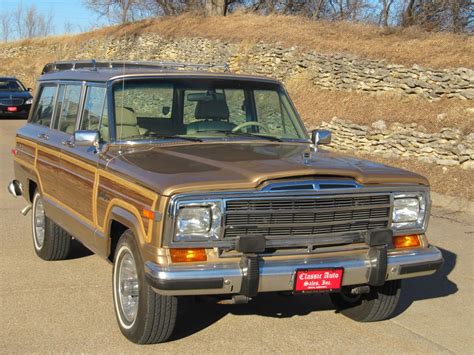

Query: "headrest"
<box><xmin>195</xmin><ymin>99</ymin><xmax>230</xmax><ymax>121</ymax></box>
<box><xmin>115</xmin><ymin>107</ymin><xmax>137</xmax><ymax>126</ymax></box>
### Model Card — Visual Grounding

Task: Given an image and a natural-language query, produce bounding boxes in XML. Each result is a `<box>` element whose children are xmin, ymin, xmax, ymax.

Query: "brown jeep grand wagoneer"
<box><xmin>8</xmin><ymin>60</ymin><xmax>443</xmax><ymax>344</ymax></box>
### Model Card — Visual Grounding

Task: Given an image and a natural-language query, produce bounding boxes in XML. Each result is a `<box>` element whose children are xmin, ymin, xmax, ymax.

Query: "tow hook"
<box><xmin>217</xmin><ymin>295</ymin><xmax>251</xmax><ymax>305</ymax></box>
<box><xmin>21</xmin><ymin>204</ymin><xmax>32</xmax><ymax>216</ymax></box>
<box><xmin>350</xmin><ymin>285</ymin><xmax>371</xmax><ymax>295</ymax></box>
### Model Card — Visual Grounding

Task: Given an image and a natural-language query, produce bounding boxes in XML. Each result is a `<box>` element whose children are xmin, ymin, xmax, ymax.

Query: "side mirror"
<box><xmin>311</xmin><ymin>129</ymin><xmax>331</xmax><ymax>145</ymax></box>
<box><xmin>27</xmin><ymin>88</ymin><xmax>32</xmax><ymax>92</ymax></box>
<box><xmin>74</xmin><ymin>130</ymin><xmax>100</xmax><ymax>147</ymax></box>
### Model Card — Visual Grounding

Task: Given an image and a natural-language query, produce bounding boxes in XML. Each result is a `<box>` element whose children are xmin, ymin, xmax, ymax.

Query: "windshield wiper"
<box><xmin>122</xmin><ymin>133</ymin><xmax>203</xmax><ymax>142</ymax></box>
<box><xmin>196</xmin><ymin>130</ymin><xmax>283</xmax><ymax>142</ymax></box>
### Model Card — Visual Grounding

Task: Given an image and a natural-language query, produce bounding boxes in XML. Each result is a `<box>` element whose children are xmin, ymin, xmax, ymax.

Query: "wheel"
<box><xmin>112</xmin><ymin>230</ymin><xmax>178</xmax><ymax>344</ymax></box>
<box><xmin>329</xmin><ymin>280</ymin><xmax>401</xmax><ymax>322</ymax></box>
<box><xmin>31</xmin><ymin>191</ymin><xmax>71</xmax><ymax>260</ymax></box>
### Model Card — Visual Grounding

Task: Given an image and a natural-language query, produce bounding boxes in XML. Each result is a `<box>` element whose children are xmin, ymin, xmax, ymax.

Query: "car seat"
<box><xmin>101</xmin><ymin>107</ymin><xmax>147</xmax><ymax>141</ymax></box>
<box><xmin>186</xmin><ymin>99</ymin><xmax>235</xmax><ymax>134</ymax></box>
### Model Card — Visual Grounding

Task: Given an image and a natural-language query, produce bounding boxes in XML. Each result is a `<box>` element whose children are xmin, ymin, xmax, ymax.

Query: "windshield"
<box><xmin>112</xmin><ymin>78</ymin><xmax>308</xmax><ymax>142</ymax></box>
<box><xmin>0</xmin><ymin>79</ymin><xmax>25</xmax><ymax>92</ymax></box>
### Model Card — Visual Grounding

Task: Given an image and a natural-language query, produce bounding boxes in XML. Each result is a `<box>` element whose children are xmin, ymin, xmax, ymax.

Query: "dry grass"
<box><xmin>2</xmin><ymin>13</ymin><xmax>473</xmax><ymax>69</ymax></box>
<box><xmin>98</xmin><ymin>13</ymin><xmax>473</xmax><ymax>69</ymax></box>
<box><xmin>355</xmin><ymin>152</ymin><xmax>474</xmax><ymax>200</ymax></box>
<box><xmin>285</xmin><ymin>74</ymin><xmax>474</xmax><ymax>134</ymax></box>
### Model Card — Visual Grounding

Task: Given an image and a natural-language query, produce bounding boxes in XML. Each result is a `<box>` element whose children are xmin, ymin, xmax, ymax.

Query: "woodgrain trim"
<box><xmin>14</xmin><ymin>136</ymin><xmax>159</xmax><ymax>245</ymax></box>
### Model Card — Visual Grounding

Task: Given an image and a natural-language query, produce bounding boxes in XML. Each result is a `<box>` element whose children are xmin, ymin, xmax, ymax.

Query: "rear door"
<box><xmin>57</xmin><ymin>83</ymin><xmax>107</xmax><ymax>251</ymax></box>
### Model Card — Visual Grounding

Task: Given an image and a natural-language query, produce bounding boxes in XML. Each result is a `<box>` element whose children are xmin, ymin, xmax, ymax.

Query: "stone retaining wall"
<box><xmin>1</xmin><ymin>33</ymin><xmax>473</xmax><ymax>100</ymax></box>
<box><xmin>1</xmin><ymin>33</ymin><xmax>473</xmax><ymax>169</ymax></box>
<box><xmin>319</xmin><ymin>118</ymin><xmax>474</xmax><ymax>170</ymax></box>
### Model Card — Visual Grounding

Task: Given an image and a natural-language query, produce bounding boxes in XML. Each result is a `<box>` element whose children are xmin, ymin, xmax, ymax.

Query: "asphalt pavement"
<box><xmin>1</xmin><ymin>119</ymin><xmax>473</xmax><ymax>353</ymax></box>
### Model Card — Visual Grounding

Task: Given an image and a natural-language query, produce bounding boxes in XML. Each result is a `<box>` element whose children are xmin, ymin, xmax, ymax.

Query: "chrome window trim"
<box><xmin>162</xmin><ymin>184</ymin><xmax>430</xmax><ymax>249</ymax></box>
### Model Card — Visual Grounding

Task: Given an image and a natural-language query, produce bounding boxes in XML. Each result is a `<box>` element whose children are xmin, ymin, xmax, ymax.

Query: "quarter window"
<box><xmin>30</xmin><ymin>85</ymin><xmax>57</xmax><ymax>127</ymax></box>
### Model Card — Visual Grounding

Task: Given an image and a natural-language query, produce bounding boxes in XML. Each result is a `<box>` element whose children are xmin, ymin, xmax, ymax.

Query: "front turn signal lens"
<box><xmin>142</xmin><ymin>209</ymin><xmax>155</xmax><ymax>220</ymax></box>
<box><xmin>170</xmin><ymin>248</ymin><xmax>207</xmax><ymax>263</ymax></box>
<box><xmin>393</xmin><ymin>234</ymin><xmax>421</xmax><ymax>249</ymax></box>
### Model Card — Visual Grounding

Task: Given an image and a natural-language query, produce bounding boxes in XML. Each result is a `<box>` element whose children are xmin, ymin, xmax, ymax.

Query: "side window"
<box><xmin>254</xmin><ymin>89</ymin><xmax>298</xmax><ymax>137</ymax></box>
<box><xmin>53</xmin><ymin>85</ymin><xmax>82</xmax><ymax>134</ymax></box>
<box><xmin>30</xmin><ymin>85</ymin><xmax>57</xmax><ymax>127</ymax></box>
<box><xmin>80</xmin><ymin>86</ymin><xmax>106</xmax><ymax>131</ymax></box>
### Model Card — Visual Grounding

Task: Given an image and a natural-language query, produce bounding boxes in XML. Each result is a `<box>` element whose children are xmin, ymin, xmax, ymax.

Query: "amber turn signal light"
<box><xmin>393</xmin><ymin>234</ymin><xmax>421</xmax><ymax>249</ymax></box>
<box><xmin>142</xmin><ymin>209</ymin><xmax>155</xmax><ymax>220</ymax></box>
<box><xmin>170</xmin><ymin>248</ymin><xmax>207</xmax><ymax>263</ymax></box>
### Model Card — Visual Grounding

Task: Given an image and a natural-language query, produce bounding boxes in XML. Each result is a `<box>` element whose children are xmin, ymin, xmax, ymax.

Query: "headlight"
<box><xmin>175</xmin><ymin>202</ymin><xmax>222</xmax><ymax>241</ymax></box>
<box><xmin>25</xmin><ymin>98</ymin><xmax>33</xmax><ymax>105</ymax></box>
<box><xmin>392</xmin><ymin>193</ymin><xmax>427</xmax><ymax>230</ymax></box>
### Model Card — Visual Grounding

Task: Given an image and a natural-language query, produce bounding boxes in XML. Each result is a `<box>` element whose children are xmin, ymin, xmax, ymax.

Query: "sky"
<box><xmin>1</xmin><ymin>0</ymin><xmax>108</xmax><ymax>36</ymax></box>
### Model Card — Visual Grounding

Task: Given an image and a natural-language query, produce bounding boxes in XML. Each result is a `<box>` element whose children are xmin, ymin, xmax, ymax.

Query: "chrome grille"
<box><xmin>0</xmin><ymin>98</ymin><xmax>24</xmax><ymax>106</ymax></box>
<box><xmin>224</xmin><ymin>194</ymin><xmax>391</xmax><ymax>241</ymax></box>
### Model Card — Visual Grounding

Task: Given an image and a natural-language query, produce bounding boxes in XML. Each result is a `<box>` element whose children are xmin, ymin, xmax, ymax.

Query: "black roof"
<box><xmin>38</xmin><ymin>60</ymin><xmax>280</xmax><ymax>84</ymax></box>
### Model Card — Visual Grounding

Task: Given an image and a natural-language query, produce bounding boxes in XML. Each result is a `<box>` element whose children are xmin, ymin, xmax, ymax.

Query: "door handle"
<box><xmin>62</xmin><ymin>140</ymin><xmax>75</xmax><ymax>148</ymax></box>
<box><xmin>37</xmin><ymin>133</ymin><xmax>49</xmax><ymax>140</ymax></box>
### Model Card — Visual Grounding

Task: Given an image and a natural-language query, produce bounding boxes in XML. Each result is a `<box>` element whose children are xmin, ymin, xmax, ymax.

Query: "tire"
<box><xmin>329</xmin><ymin>280</ymin><xmax>401</xmax><ymax>322</ymax></box>
<box><xmin>112</xmin><ymin>230</ymin><xmax>178</xmax><ymax>344</ymax></box>
<box><xmin>31</xmin><ymin>191</ymin><xmax>71</xmax><ymax>261</ymax></box>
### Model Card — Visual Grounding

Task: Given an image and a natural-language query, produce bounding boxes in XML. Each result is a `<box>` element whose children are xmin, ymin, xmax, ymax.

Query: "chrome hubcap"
<box><xmin>118</xmin><ymin>251</ymin><xmax>139</xmax><ymax>324</ymax></box>
<box><xmin>34</xmin><ymin>196</ymin><xmax>45</xmax><ymax>250</ymax></box>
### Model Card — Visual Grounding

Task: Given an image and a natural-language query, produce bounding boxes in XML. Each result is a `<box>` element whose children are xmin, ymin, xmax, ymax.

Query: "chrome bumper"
<box><xmin>145</xmin><ymin>246</ymin><xmax>443</xmax><ymax>296</ymax></box>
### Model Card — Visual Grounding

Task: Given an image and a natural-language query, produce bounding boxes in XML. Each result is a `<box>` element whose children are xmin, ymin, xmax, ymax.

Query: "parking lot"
<box><xmin>1</xmin><ymin>119</ymin><xmax>473</xmax><ymax>353</ymax></box>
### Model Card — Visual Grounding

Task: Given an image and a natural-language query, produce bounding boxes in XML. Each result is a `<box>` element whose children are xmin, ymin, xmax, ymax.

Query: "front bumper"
<box><xmin>145</xmin><ymin>246</ymin><xmax>444</xmax><ymax>296</ymax></box>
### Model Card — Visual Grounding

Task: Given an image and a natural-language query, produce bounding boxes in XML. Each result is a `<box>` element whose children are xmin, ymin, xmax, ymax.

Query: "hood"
<box><xmin>0</xmin><ymin>91</ymin><xmax>32</xmax><ymax>99</ymax></box>
<box><xmin>105</xmin><ymin>141</ymin><xmax>428</xmax><ymax>196</ymax></box>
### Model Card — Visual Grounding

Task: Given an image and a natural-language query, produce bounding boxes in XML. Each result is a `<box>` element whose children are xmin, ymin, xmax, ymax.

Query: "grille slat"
<box><xmin>224</xmin><ymin>194</ymin><xmax>391</xmax><ymax>243</ymax></box>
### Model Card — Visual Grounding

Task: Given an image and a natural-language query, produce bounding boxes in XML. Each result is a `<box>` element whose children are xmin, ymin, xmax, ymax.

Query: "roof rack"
<box><xmin>41</xmin><ymin>60</ymin><xmax>230</xmax><ymax>74</ymax></box>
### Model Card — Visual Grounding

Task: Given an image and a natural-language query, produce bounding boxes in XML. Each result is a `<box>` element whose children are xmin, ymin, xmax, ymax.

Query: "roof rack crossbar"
<box><xmin>41</xmin><ymin>60</ymin><xmax>229</xmax><ymax>74</ymax></box>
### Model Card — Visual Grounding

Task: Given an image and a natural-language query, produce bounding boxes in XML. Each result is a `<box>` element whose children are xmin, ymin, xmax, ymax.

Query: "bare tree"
<box><xmin>83</xmin><ymin>0</ymin><xmax>153</xmax><ymax>23</ymax></box>
<box><xmin>13</xmin><ymin>2</ymin><xmax>24</xmax><ymax>39</ymax></box>
<box><xmin>379</xmin><ymin>0</ymin><xmax>395</xmax><ymax>26</ymax></box>
<box><xmin>0</xmin><ymin>13</ymin><xmax>11</xmax><ymax>42</ymax></box>
<box><xmin>22</xmin><ymin>5</ymin><xmax>55</xmax><ymax>38</ymax></box>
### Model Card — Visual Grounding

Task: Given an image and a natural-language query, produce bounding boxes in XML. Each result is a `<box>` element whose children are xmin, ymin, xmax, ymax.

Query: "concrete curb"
<box><xmin>431</xmin><ymin>191</ymin><xmax>474</xmax><ymax>215</ymax></box>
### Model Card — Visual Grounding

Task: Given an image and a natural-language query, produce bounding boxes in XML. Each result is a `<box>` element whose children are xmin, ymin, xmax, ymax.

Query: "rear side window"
<box><xmin>80</xmin><ymin>86</ymin><xmax>106</xmax><ymax>131</ymax></box>
<box><xmin>30</xmin><ymin>85</ymin><xmax>57</xmax><ymax>127</ymax></box>
<box><xmin>54</xmin><ymin>85</ymin><xmax>82</xmax><ymax>134</ymax></box>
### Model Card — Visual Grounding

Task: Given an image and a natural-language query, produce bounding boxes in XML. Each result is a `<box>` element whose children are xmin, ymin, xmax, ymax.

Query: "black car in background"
<box><xmin>0</xmin><ymin>77</ymin><xmax>33</xmax><ymax>119</ymax></box>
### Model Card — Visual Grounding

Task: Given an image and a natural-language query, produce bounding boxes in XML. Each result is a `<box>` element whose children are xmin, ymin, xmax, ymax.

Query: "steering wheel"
<box><xmin>232</xmin><ymin>121</ymin><xmax>269</xmax><ymax>133</ymax></box>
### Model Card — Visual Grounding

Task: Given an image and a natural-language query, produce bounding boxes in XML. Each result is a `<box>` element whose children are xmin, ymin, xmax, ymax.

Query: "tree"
<box><xmin>0</xmin><ymin>13</ymin><xmax>11</xmax><ymax>42</ymax></box>
<box><xmin>83</xmin><ymin>0</ymin><xmax>153</xmax><ymax>23</ymax></box>
<box><xmin>379</xmin><ymin>0</ymin><xmax>395</xmax><ymax>26</ymax></box>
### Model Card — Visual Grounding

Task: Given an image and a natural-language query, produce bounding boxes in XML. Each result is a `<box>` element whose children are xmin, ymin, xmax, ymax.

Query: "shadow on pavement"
<box><xmin>171</xmin><ymin>247</ymin><xmax>457</xmax><ymax>341</ymax></box>
<box><xmin>170</xmin><ymin>292</ymin><xmax>333</xmax><ymax>341</ymax></box>
<box><xmin>67</xmin><ymin>239</ymin><xmax>94</xmax><ymax>260</ymax></box>
<box><xmin>394</xmin><ymin>247</ymin><xmax>458</xmax><ymax>317</ymax></box>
